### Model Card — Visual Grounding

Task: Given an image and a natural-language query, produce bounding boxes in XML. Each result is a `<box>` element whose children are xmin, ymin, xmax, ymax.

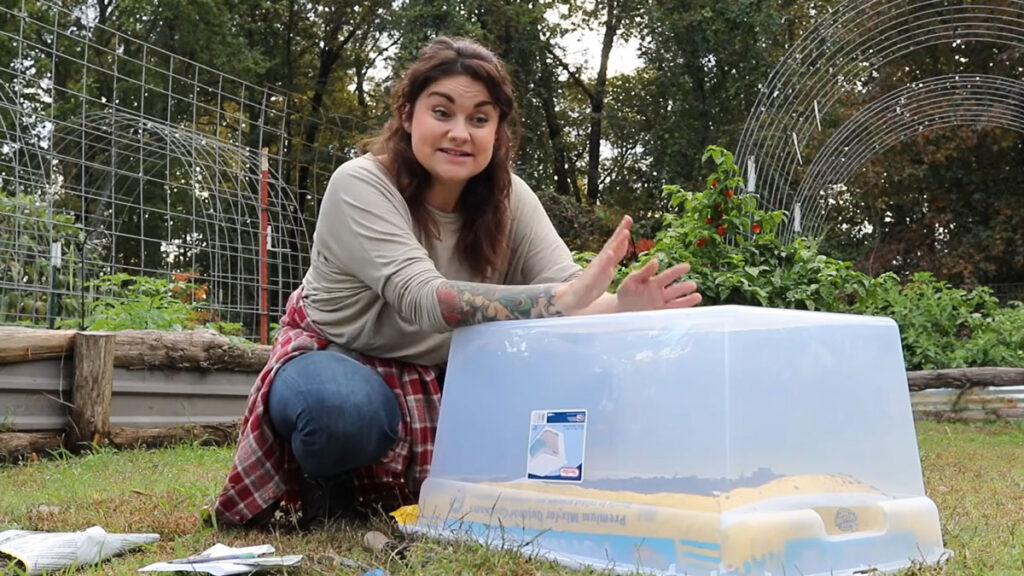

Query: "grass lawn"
<box><xmin>1</xmin><ymin>420</ymin><xmax>1021</xmax><ymax>575</ymax></box>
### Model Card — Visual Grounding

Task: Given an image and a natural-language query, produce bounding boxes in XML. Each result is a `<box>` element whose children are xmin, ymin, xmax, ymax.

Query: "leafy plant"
<box><xmin>536</xmin><ymin>188</ymin><xmax>617</xmax><ymax>254</ymax></box>
<box><xmin>52</xmin><ymin>271</ymin><xmax>251</xmax><ymax>338</ymax></box>
<box><xmin>0</xmin><ymin>192</ymin><xmax>83</xmax><ymax>325</ymax></box>
<box><xmin>853</xmin><ymin>273</ymin><xmax>1024</xmax><ymax>370</ymax></box>
<box><xmin>590</xmin><ymin>145</ymin><xmax>1024</xmax><ymax>370</ymax></box>
<box><xmin>63</xmin><ymin>273</ymin><xmax>197</xmax><ymax>332</ymax></box>
<box><xmin>202</xmin><ymin>320</ymin><xmax>245</xmax><ymax>337</ymax></box>
<box><xmin>640</xmin><ymin>146</ymin><xmax>871</xmax><ymax>311</ymax></box>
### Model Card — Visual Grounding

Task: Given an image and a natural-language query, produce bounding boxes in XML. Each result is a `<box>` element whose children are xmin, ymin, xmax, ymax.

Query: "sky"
<box><xmin>561</xmin><ymin>25</ymin><xmax>638</xmax><ymax>76</ymax></box>
<box><xmin>367</xmin><ymin>27</ymin><xmax>642</xmax><ymax>89</ymax></box>
<box><xmin>559</xmin><ymin>28</ymin><xmax>644</xmax><ymax>77</ymax></box>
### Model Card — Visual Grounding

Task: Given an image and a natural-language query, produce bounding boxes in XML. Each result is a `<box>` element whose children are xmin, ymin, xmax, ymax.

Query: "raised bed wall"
<box><xmin>0</xmin><ymin>327</ymin><xmax>1021</xmax><ymax>461</ymax></box>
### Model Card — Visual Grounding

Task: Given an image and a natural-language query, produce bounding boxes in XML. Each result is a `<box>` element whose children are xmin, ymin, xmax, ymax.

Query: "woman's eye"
<box><xmin>472</xmin><ymin>115</ymin><xmax>491</xmax><ymax>126</ymax></box>
<box><xmin>432</xmin><ymin>107</ymin><xmax>450</xmax><ymax>118</ymax></box>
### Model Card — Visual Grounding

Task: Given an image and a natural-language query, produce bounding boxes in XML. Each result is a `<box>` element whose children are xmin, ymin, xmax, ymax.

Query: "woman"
<box><xmin>213</xmin><ymin>36</ymin><xmax>701</xmax><ymax>528</ymax></box>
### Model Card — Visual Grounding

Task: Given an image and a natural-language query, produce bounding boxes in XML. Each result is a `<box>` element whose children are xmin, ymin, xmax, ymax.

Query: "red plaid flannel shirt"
<box><xmin>213</xmin><ymin>287</ymin><xmax>442</xmax><ymax>526</ymax></box>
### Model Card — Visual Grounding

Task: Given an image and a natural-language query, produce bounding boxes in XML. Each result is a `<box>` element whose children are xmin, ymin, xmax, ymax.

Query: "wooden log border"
<box><xmin>69</xmin><ymin>333</ymin><xmax>116</xmax><ymax>449</ymax></box>
<box><xmin>906</xmin><ymin>367</ymin><xmax>1024</xmax><ymax>391</ymax></box>
<box><xmin>4</xmin><ymin>327</ymin><xmax>1020</xmax><ymax>387</ymax></box>
<box><xmin>0</xmin><ymin>327</ymin><xmax>270</xmax><ymax>371</ymax></box>
<box><xmin>0</xmin><ymin>423</ymin><xmax>241</xmax><ymax>462</ymax></box>
<box><xmin>1</xmin><ymin>327</ymin><xmax>1021</xmax><ymax>461</ymax></box>
<box><xmin>2</xmin><ymin>327</ymin><xmax>259</xmax><ymax>460</ymax></box>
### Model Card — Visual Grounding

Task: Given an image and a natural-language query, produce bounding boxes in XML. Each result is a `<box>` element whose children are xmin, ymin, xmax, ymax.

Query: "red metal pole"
<box><xmin>259</xmin><ymin>148</ymin><xmax>270</xmax><ymax>345</ymax></box>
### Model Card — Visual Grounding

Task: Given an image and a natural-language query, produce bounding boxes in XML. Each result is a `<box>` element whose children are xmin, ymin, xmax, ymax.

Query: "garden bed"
<box><xmin>1</xmin><ymin>327</ymin><xmax>1022</xmax><ymax>461</ymax></box>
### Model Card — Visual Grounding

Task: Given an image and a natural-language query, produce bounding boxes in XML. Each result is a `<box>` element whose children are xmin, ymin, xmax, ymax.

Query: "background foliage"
<box><xmin>3</xmin><ymin>0</ymin><xmax>1021</xmax><ymax>291</ymax></box>
<box><xmin>602</xmin><ymin>146</ymin><xmax>1024</xmax><ymax>371</ymax></box>
<box><xmin>2</xmin><ymin>1</ymin><xmax>1022</xmax><ymax>366</ymax></box>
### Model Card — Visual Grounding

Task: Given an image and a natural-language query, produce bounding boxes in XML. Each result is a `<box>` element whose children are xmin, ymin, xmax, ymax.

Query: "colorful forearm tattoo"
<box><xmin>437</xmin><ymin>282</ymin><xmax>563</xmax><ymax>327</ymax></box>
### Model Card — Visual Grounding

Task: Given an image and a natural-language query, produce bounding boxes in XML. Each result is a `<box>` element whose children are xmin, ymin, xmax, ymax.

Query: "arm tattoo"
<box><xmin>437</xmin><ymin>282</ymin><xmax>563</xmax><ymax>328</ymax></box>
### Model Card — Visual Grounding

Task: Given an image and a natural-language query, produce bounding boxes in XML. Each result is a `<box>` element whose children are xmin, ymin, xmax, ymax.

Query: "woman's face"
<box><xmin>404</xmin><ymin>74</ymin><xmax>499</xmax><ymax>201</ymax></box>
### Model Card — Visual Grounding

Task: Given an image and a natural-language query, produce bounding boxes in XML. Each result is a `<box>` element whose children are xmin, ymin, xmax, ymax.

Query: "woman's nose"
<box><xmin>447</xmin><ymin>120</ymin><xmax>470</xmax><ymax>141</ymax></box>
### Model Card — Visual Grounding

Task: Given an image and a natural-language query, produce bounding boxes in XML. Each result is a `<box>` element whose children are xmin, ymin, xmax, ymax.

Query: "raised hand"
<box><xmin>553</xmin><ymin>216</ymin><xmax>633</xmax><ymax>314</ymax></box>
<box><xmin>615</xmin><ymin>259</ymin><xmax>702</xmax><ymax>313</ymax></box>
<box><xmin>438</xmin><ymin>215</ymin><xmax>699</xmax><ymax>327</ymax></box>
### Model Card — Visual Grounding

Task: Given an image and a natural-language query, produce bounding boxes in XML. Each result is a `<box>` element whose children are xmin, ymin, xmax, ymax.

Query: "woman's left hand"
<box><xmin>615</xmin><ymin>260</ymin><xmax>702</xmax><ymax>312</ymax></box>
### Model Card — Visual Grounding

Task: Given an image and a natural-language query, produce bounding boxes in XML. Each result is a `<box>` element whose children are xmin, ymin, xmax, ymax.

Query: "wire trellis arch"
<box><xmin>0</xmin><ymin>0</ymin><xmax>364</xmax><ymax>340</ymax></box>
<box><xmin>49</xmin><ymin>109</ymin><xmax>314</xmax><ymax>314</ymax></box>
<box><xmin>735</xmin><ymin>0</ymin><xmax>1024</xmax><ymax>241</ymax></box>
<box><xmin>797</xmin><ymin>75</ymin><xmax>1024</xmax><ymax>232</ymax></box>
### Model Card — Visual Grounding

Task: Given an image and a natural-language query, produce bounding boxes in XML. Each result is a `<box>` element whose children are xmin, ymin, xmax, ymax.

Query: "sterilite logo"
<box><xmin>559</xmin><ymin>467</ymin><xmax>580</xmax><ymax>478</ymax></box>
<box><xmin>834</xmin><ymin>508</ymin><xmax>858</xmax><ymax>532</ymax></box>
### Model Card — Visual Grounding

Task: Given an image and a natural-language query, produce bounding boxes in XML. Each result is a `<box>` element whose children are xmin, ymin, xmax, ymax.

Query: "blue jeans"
<box><xmin>267</xmin><ymin>350</ymin><xmax>401</xmax><ymax>479</ymax></box>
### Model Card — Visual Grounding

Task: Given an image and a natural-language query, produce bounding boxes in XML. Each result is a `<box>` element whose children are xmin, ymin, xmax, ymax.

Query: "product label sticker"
<box><xmin>527</xmin><ymin>409</ymin><xmax>586</xmax><ymax>482</ymax></box>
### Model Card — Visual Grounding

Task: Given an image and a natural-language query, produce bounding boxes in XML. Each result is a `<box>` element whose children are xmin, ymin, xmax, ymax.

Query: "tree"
<box><xmin>290</xmin><ymin>1</ymin><xmax>392</xmax><ymax>215</ymax></box>
<box><xmin>638</xmin><ymin>1</ymin><xmax>831</xmax><ymax>192</ymax></box>
<box><xmin>543</xmin><ymin>0</ymin><xmax>643</xmax><ymax>204</ymax></box>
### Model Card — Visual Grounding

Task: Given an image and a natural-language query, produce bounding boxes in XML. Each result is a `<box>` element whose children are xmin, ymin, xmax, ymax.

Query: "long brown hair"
<box><xmin>365</xmin><ymin>37</ymin><xmax>519</xmax><ymax>279</ymax></box>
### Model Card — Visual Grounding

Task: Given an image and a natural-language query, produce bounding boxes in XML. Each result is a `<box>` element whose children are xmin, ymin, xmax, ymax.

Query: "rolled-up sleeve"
<box><xmin>316</xmin><ymin>162</ymin><xmax>451</xmax><ymax>332</ymax></box>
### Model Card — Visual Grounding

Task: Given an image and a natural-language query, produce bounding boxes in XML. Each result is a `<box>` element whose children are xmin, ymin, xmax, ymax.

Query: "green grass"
<box><xmin>1</xmin><ymin>421</ymin><xmax>1021</xmax><ymax>575</ymax></box>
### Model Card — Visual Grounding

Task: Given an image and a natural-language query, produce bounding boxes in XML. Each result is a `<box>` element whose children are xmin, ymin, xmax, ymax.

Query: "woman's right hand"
<box><xmin>553</xmin><ymin>216</ymin><xmax>633</xmax><ymax>314</ymax></box>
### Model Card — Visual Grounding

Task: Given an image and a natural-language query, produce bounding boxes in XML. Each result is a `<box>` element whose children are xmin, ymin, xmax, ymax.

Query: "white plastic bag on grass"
<box><xmin>0</xmin><ymin>525</ymin><xmax>159</xmax><ymax>575</ymax></box>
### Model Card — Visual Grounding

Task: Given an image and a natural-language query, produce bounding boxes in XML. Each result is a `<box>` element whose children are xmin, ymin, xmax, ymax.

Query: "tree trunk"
<box><xmin>539</xmin><ymin>55</ymin><xmax>574</xmax><ymax>198</ymax></box>
<box><xmin>295</xmin><ymin>33</ymin><xmax>345</xmax><ymax>217</ymax></box>
<box><xmin>355</xmin><ymin>64</ymin><xmax>369</xmax><ymax>109</ymax></box>
<box><xmin>914</xmin><ymin>408</ymin><xmax>1024</xmax><ymax>421</ymax></box>
<box><xmin>111</xmin><ymin>330</ymin><xmax>269</xmax><ymax>371</ymax></box>
<box><xmin>907</xmin><ymin>367</ymin><xmax>1024</xmax><ymax>391</ymax></box>
<box><xmin>0</xmin><ymin>424</ymin><xmax>240</xmax><ymax>461</ymax></box>
<box><xmin>0</xmin><ymin>328</ymin><xmax>75</xmax><ymax>363</ymax></box>
<box><xmin>685</xmin><ymin>56</ymin><xmax>711</xmax><ymax>176</ymax></box>
<box><xmin>586</xmin><ymin>0</ymin><xmax>619</xmax><ymax>205</ymax></box>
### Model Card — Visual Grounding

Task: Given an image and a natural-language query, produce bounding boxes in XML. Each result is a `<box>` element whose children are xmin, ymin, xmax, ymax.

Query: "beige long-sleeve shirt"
<box><xmin>302</xmin><ymin>154</ymin><xmax>581</xmax><ymax>366</ymax></box>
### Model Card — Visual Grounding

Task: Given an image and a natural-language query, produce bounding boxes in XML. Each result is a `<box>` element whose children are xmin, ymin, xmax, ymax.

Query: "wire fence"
<box><xmin>1</xmin><ymin>0</ymin><xmax>361</xmax><ymax>342</ymax></box>
<box><xmin>988</xmin><ymin>283</ymin><xmax>1024</xmax><ymax>305</ymax></box>
<box><xmin>3</xmin><ymin>2</ymin><xmax>1021</xmax><ymax>343</ymax></box>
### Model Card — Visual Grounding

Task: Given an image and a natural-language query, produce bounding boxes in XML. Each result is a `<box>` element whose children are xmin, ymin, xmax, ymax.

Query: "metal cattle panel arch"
<box><xmin>0</xmin><ymin>0</ymin><xmax>354</xmax><ymax>339</ymax></box>
<box><xmin>796</xmin><ymin>75</ymin><xmax>1024</xmax><ymax>232</ymax></box>
<box><xmin>735</xmin><ymin>0</ymin><xmax>1024</xmax><ymax>241</ymax></box>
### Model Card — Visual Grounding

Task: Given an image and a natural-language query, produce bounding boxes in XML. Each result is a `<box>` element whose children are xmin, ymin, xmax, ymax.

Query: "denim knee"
<box><xmin>267</xmin><ymin>351</ymin><xmax>401</xmax><ymax>478</ymax></box>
